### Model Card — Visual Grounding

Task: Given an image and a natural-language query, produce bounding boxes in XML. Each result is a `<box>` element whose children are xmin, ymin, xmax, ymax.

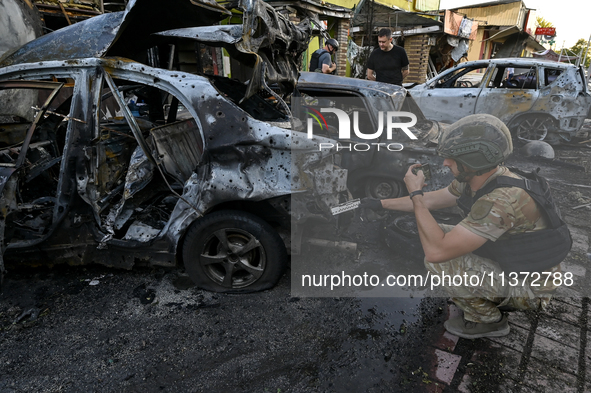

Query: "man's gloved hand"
<box><xmin>359</xmin><ymin>198</ymin><xmax>384</xmax><ymax>211</ymax></box>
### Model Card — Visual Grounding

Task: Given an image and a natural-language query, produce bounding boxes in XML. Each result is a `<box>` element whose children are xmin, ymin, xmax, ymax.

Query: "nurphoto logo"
<box><xmin>305</xmin><ymin>107</ymin><xmax>419</xmax><ymax>151</ymax></box>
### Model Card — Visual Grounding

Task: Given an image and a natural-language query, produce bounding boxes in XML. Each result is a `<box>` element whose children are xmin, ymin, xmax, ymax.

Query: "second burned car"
<box><xmin>296</xmin><ymin>72</ymin><xmax>453</xmax><ymax>200</ymax></box>
<box><xmin>406</xmin><ymin>58</ymin><xmax>591</xmax><ymax>144</ymax></box>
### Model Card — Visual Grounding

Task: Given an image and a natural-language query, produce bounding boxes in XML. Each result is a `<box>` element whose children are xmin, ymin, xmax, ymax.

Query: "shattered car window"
<box><xmin>544</xmin><ymin>68</ymin><xmax>563</xmax><ymax>86</ymax></box>
<box><xmin>90</xmin><ymin>74</ymin><xmax>203</xmax><ymax>229</ymax></box>
<box><xmin>99</xmin><ymin>81</ymin><xmax>195</xmax><ymax>129</ymax></box>
<box><xmin>505</xmin><ymin>67</ymin><xmax>538</xmax><ymax>89</ymax></box>
<box><xmin>408</xmin><ymin>58</ymin><xmax>591</xmax><ymax>144</ymax></box>
<box><xmin>209</xmin><ymin>76</ymin><xmax>289</xmax><ymax>124</ymax></box>
<box><xmin>295</xmin><ymin>89</ymin><xmax>373</xmax><ymax>141</ymax></box>
<box><xmin>0</xmin><ymin>80</ymin><xmax>73</xmax><ymax>132</ymax></box>
<box><xmin>435</xmin><ymin>66</ymin><xmax>488</xmax><ymax>88</ymax></box>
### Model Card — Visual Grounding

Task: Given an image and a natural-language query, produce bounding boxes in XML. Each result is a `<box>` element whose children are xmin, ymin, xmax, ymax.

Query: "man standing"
<box><xmin>309</xmin><ymin>38</ymin><xmax>339</xmax><ymax>74</ymax></box>
<box><xmin>504</xmin><ymin>67</ymin><xmax>515</xmax><ymax>87</ymax></box>
<box><xmin>366</xmin><ymin>28</ymin><xmax>409</xmax><ymax>86</ymax></box>
<box><xmin>361</xmin><ymin>114</ymin><xmax>571</xmax><ymax>339</ymax></box>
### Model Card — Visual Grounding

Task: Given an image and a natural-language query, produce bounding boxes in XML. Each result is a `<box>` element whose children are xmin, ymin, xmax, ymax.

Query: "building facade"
<box><xmin>450</xmin><ymin>0</ymin><xmax>543</xmax><ymax>61</ymax></box>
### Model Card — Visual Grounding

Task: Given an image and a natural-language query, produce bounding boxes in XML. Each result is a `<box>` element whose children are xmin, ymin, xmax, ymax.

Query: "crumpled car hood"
<box><xmin>0</xmin><ymin>0</ymin><xmax>228</xmax><ymax>66</ymax></box>
<box><xmin>154</xmin><ymin>0</ymin><xmax>311</xmax><ymax>98</ymax></box>
<box><xmin>0</xmin><ymin>0</ymin><xmax>310</xmax><ymax>98</ymax></box>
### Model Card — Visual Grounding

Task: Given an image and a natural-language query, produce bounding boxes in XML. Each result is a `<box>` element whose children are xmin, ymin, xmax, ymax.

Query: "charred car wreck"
<box><xmin>0</xmin><ymin>0</ymin><xmax>348</xmax><ymax>292</ymax></box>
<box><xmin>296</xmin><ymin>72</ymin><xmax>453</xmax><ymax>200</ymax></box>
<box><xmin>407</xmin><ymin>58</ymin><xmax>591</xmax><ymax>144</ymax></box>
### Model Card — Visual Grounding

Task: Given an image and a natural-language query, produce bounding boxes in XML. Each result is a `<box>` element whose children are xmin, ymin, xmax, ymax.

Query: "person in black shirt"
<box><xmin>366</xmin><ymin>28</ymin><xmax>409</xmax><ymax>86</ymax></box>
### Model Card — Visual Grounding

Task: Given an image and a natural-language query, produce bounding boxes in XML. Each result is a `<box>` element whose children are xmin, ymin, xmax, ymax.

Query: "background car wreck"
<box><xmin>407</xmin><ymin>58</ymin><xmax>591</xmax><ymax>144</ymax></box>
<box><xmin>0</xmin><ymin>0</ymin><xmax>348</xmax><ymax>292</ymax></box>
<box><xmin>296</xmin><ymin>72</ymin><xmax>453</xmax><ymax>200</ymax></box>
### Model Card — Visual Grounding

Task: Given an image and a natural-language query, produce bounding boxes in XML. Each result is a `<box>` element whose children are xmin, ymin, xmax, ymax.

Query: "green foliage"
<box><xmin>567</xmin><ymin>39</ymin><xmax>591</xmax><ymax>68</ymax></box>
<box><xmin>536</xmin><ymin>16</ymin><xmax>554</xmax><ymax>28</ymax></box>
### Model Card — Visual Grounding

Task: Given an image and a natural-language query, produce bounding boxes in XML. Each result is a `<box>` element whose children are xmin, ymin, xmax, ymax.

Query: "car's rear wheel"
<box><xmin>182</xmin><ymin>210</ymin><xmax>287</xmax><ymax>293</ymax></box>
<box><xmin>382</xmin><ymin>212</ymin><xmax>463</xmax><ymax>263</ymax></box>
<box><xmin>511</xmin><ymin>115</ymin><xmax>553</xmax><ymax>141</ymax></box>
<box><xmin>365</xmin><ymin>177</ymin><xmax>403</xmax><ymax>199</ymax></box>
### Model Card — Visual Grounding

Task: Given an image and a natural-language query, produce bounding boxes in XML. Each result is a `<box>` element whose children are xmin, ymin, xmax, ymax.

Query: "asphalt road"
<box><xmin>1</xmin><ymin>142</ymin><xmax>591</xmax><ymax>393</ymax></box>
<box><xmin>0</xmin><ymin>262</ymin><xmax>450</xmax><ymax>393</ymax></box>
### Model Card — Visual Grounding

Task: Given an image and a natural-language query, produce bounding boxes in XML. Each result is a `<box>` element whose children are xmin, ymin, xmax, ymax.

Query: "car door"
<box><xmin>76</xmin><ymin>68</ymin><xmax>204</xmax><ymax>245</ymax></box>
<box><xmin>414</xmin><ymin>64</ymin><xmax>490</xmax><ymax>123</ymax></box>
<box><xmin>0</xmin><ymin>79</ymin><xmax>77</xmax><ymax>279</ymax></box>
<box><xmin>473</xmin><ymin>64</ymin><xmax>538</xmax><ymax>123</ymax></box>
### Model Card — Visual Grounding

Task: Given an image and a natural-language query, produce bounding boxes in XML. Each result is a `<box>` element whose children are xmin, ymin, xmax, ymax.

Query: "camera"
<box><xmin>412</xmin><ymin>163</ymin><xmax>431</xmax><ymax>181</ymax></box>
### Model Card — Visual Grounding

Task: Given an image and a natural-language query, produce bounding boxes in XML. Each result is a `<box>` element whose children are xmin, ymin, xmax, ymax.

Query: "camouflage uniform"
<box><xmin>424</xmin><ymin>166</ymin><xmax>560</xmax><ymax>324</ymax></box>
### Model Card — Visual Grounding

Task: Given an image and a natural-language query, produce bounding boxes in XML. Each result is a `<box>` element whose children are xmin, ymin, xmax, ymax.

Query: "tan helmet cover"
<box><xmin>437</xmin><ymin>114</ymin><xmax>513</xmax><ymax>171</ymax></box>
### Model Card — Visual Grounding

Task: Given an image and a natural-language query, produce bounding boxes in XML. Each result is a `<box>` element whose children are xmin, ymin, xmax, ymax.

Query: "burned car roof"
<box><xmin>298</xmin><ymin>71</ymin><xmax>407</xmax><ymax>98</ymax></box>
<box><xmin>428</xmin><ymin>58</ymin><xmax>582</xmax><ymax>70</ymax></box>
<box><xmin>297</xmin><ymin>71</ymin><xmax>439</xmax><ymax>139</ymax></box>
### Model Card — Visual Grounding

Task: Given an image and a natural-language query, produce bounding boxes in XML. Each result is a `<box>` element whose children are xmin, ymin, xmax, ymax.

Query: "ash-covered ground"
<box><xmin>1</xmin><ymin>141</ymin><xmax>591</xmax><ymax>393</ymax></box>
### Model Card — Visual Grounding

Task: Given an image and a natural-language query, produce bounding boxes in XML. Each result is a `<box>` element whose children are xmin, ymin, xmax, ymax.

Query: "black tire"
<box><xmin>511</xmin><ymin>115</ymin><xmax>554</xmax><ymax>142</ymax></box>
<box><xmin>382</xmin><ymin>212</ymin><xmax>463</xmax><ymax>263</ymax></box>
<box><xmin>182</xmin><ymin>210</ymin><xmax>287</xmax><ymax>293</ymax></box>
<box><xmin>365</xmin><ymin>177</ymin><xmax>403</xmax><ymax>199</ymax></box>
<box><xmin>383</xmin><ymin>215</ymin><xmax>425</xmax><ymax>263</ymax></box>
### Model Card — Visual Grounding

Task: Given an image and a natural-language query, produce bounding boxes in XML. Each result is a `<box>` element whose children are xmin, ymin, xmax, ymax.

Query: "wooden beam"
<box><xmin>391</xmin><ymin>25</ymin><xmax>442</xmax><ymax>36</ymax></box>
<box><xmin>351</xmin><ymin>25</ymin><xmax>441</xmax><ymax>36</ymax></box>
<box><xmin>59</xmin><ymin>3</ymin><xmax>73</xmax><ymax>25</ymax></box>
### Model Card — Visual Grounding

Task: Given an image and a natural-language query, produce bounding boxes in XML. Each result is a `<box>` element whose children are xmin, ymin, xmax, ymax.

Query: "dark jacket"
<box><xmin>457</xmin><ymin>170</ymin><xmax>572</xmax><ymax>272</ymax></box>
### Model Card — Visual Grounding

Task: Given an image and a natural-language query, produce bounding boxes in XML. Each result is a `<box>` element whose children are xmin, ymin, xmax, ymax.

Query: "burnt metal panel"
<box><xmin>150</xmin><ymin>118</ymin><xmax>203</xmax><ymax>183</ymax></box>
<box><xmin>154</xmin><ymin>25</ymin><xmax>244</xmax><ymax>45</ymax></box>
<box><xmin>0</xmin><ymin>12</ymin><xmax>125</xmax><ymax>67</ymax></box>
<box><xmin>106</xmin><ymin>0</ymin><xmax>229</xmax><ymax>61</ymax></box>
<box><xmin>0</xmin><ymin>0</ymin><xmax>229</xmax><ymax>67</ymax></box>
<box><xmin>155</xmin><ymin>1</ymin><xmax>312</xmax><ymax>99</ymax></box>
<box><xmin>237</xmin><ymin>0</ymin><xmax>311</xmax><ymax>97</ymax></box>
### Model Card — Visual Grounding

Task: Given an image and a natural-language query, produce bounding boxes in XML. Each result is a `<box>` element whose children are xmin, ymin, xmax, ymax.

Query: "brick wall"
<box><xmin>404</xmin><ymin>34</ymin><xmax>431</xmax><ymax>84</ymax></box>
<box><xmin>335</xmin><ymin>19</ymin><xmax>350</xmax><ymax>77</ymax></box>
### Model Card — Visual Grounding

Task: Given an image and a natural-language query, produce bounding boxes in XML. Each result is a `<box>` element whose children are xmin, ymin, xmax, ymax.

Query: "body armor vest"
<box><xmin>457</xmin><ymin>169</ymin><xmax>572</xmax><ymax>272</ymax></box>
<box><xmin>309</xmin><ymin>49</ymin><xmax>329</xmax><ymax>72</ymax></box>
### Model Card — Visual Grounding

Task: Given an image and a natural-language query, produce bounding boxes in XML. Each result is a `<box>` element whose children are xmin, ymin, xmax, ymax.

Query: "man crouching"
<box><xmin>361</xmin><ymin>114</ymin><xmax>572</xmax><ymax>338</ymax></box>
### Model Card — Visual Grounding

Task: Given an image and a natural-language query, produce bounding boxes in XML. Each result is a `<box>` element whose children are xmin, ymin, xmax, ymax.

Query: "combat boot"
<box><xmin>444</xmin><ymin>314</ymin><xmax>510</xmax><ymax>339</ymax></box>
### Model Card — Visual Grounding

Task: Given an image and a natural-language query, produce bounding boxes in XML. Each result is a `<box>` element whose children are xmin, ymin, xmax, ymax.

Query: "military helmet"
<box><xmin>437</xmin><ymin>114</ymin><xmax>513</xmax><ymax>173</ymax></box>
<box><xmin>326</xmin><ymin>38</ymin><xmax>339</xmax><ymax>51</ymax></box>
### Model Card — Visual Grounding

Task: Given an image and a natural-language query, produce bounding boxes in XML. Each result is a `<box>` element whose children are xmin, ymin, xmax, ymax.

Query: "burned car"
<box><xmin>0</xmin><ymin>0</ymin><xmax>348</xmax><ymax>292</ymax></box>
<box><xmin>406</xmin><ymin>58</ymin><xmax>591</xmax><ymax>144</ymax></box>
<box><xmin>296</xmin><ymin>72</ymin><xmax>453</xmax><ymax>199</ymax></box>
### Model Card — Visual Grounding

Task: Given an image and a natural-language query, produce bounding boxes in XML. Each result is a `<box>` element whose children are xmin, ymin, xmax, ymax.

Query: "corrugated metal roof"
<box><xmin>263</xmin><ymin>0</ymin><xmax>352</xmax><ymax>18</ymax></box>
<box><xmin>415</xmin><ymin>0</ymin><xmax>441</xmax><ymax>12</ymax></box>
<box><xmin>450</xmin><ymin>0</ymin><xmax>521</xmax><ymax>10</ymax></box>
<box><xmin>452</xmin><ymin>1</ymin><xmax>523</xmax><ymax>27</ymax></box>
